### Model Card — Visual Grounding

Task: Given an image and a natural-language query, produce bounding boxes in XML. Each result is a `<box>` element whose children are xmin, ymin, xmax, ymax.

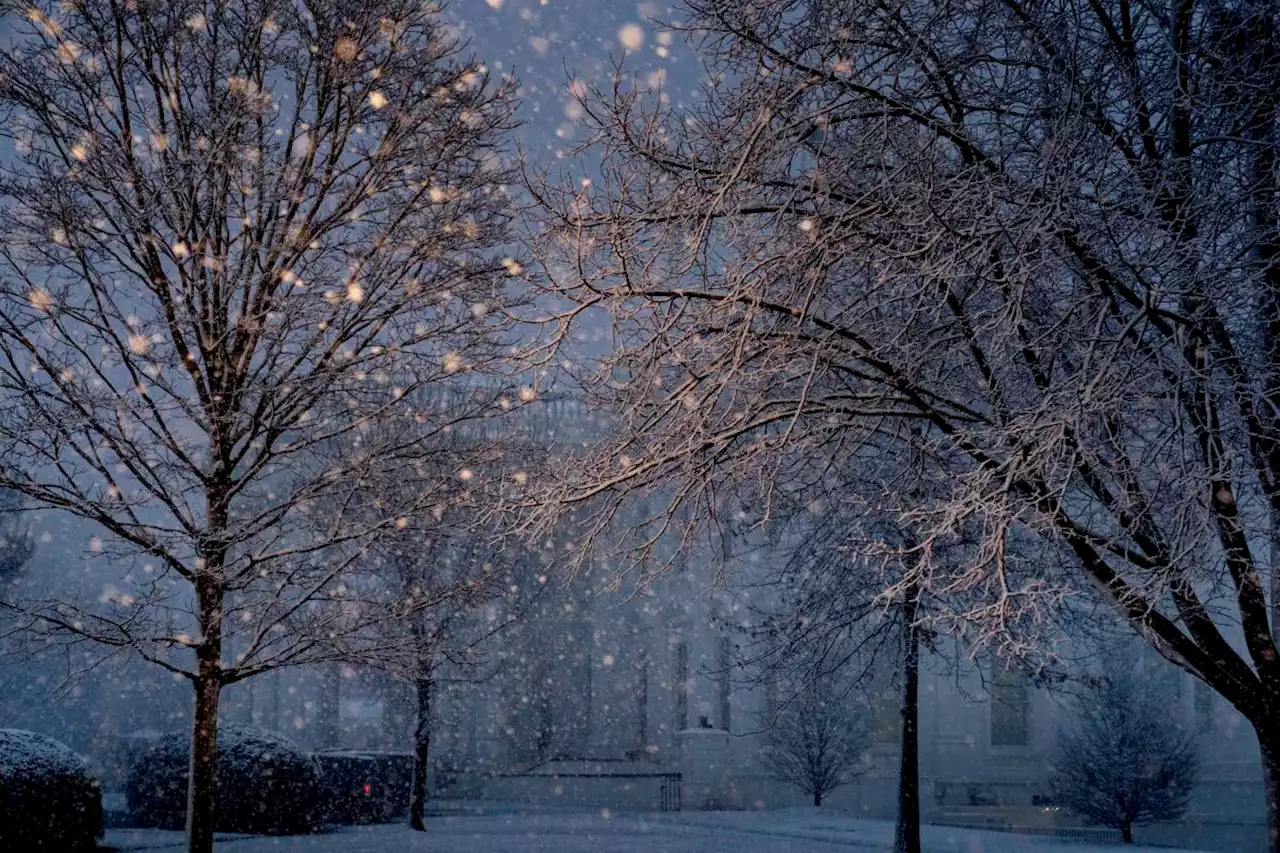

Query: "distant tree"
<box><xmin>340</xmin><ymin>410</ymin><xmax>550</xmax><ymax>833</ymax></box>
<box><xmin>365</xmin><ymin>520</ymin><xmax>531</xmax><ymax>832</ymax></box>
<box><xmin>491</xmin><ymin>580</ymin><xmax>590</xmax><ymax>766</ymax></box>
<box><xmin>745</xmin><ymin>490</ymin><xmax>927</xmax><ymax>848</ymax></box>
<box><xmin>1054</xmin><ymin>672</ymin><xmax>1198</xmax><ymax>844</ymax></box>
<box><xmin>761</xmin><ymin>681</ymin><xmax>868</xmax><ymax>807</ymax></box>
<box><xmin>0</xmin><ymin>489</ymin><xmax>32</xmax><ymax>584</ymax></box>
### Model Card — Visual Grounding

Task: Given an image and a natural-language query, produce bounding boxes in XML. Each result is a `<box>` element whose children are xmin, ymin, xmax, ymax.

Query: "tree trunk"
<box><xmin>187</xmin><ymin>660</ymin><xmax>222</xmax><ymax>853</ymax></box>
<box><xmin>186</xmin><ymin>553</ymin><xmax>225</xmax><ymax>853</ymax></box>
<box><xmin>894</xmin><ymin>590</ymin><xmax>922</xmax><ymax>853</ymax></box>
<box><xmin>409</xmin><ymin>677</ymin><xmax>431</xmax><ymax>832</ymax></box>
<box><xmin>1271</xmin><ymin>506</ymin><xmax>1280</xmax><ymax>640</ymax></box>
<box><xmin>1121</xmin><ymin>818</ymin><xmax>1134</xmax><ymax>844</ymax></box>
<box><xmin>1262</xmin><ymin>731</ymin><xmax>1280</xmax><ymax>853</ymax></box>
<box><xmin>814</xmin><ymin>790</ymin><xmax>822</xmax><ymax>807</ymax></box>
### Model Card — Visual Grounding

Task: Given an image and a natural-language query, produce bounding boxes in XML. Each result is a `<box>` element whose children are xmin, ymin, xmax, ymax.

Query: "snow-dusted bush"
<box><xmin>126</xmin><ymin>725</ymin><xmax>320</xmax><ymax>834</ymax></box>
<box><xmin>0</xmin><ymin>729</ymin><xmax>103</xmax><ymax>851</ymax></box>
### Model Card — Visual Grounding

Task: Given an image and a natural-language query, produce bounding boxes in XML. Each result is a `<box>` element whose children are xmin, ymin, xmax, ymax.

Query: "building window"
<box><xmin>675</xmin><ymin>641</ymin><xmax>689</xmax><ymax>731</ymax></box>
<box><xmin>870</xmin><ymin>685</ymin><xmax>901</xmax><ymax>744</ymax></box>
<box><xmin>990</xmin><ymin>665</ymin><xmax>1029</xmax><ymax>746</ymax></box>
<box><xmin>718</xmin><ymin>636</ymin><xmax>732</xmax><ymax>733</ymax></box>
<box><xmin>1194</xmin><ymin>679</ymin><xmax>1213</xmax><ymax>734</ymax></box>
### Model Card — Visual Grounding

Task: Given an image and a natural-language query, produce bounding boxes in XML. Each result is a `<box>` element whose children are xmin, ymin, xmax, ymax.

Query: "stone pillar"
<box><xmin>312</xmin><ymin>663</ymin><xmax>341</xmax><ymax>750</ymax></box>
<box><xmin>679</xmin><ymin>727</ymin><xmax>737</xmax><ymax>810</ymax></box>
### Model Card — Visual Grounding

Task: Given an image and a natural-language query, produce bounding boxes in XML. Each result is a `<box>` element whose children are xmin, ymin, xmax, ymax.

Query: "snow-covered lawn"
<box><xmin>103</xmin><ymin>809</ymin><xmax>1210</xmax><ymax>853</ymax></box>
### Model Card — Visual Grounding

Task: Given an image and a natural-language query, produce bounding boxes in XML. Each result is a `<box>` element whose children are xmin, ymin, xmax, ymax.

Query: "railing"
<box><xmin>659</xmin><ymin>773</ymin><xmax>681</xmax><ymax>812</ymax></box>
<box><xmin>931</xmin><ymin>820</ymin><xmax>1123</xmax><ymax>843</ymax></box>
<box><xmin>488</xmin><ymin>765</ymin><xmax>684</xmax><ymax>813</ymax></box>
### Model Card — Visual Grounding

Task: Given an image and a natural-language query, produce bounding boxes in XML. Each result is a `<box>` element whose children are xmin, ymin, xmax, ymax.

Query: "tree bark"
<box><xmin>187</xmin><ymin>656</ymin><xmax>222</xmax><ymax>853</ymax></box>
<box><xmin>894</xmin><ymin>590</ymin><xmax>921</xmax><ymax>853</ymax></box>
<box><xmin>1271</xmin><ymin>505</ymin><xmax>1280</xmax><ymax>641</ymax></box>
<box><xmin>186</xmin><ymin>547</ymin><xmax>225</xmax><ymax>853</ymax></box>
<box><xmin>1261</xmin><ymin>731</ymin><xmax>1280</xmax><ymax>853</ymax></box>
<box><xmin>1121</xmin><ymin>818</ymin><xmax>1134</xmax><ymax>844</ymax></box>
<box><xmin>409</xmin><ymin>677</ymin><xmax>432</xmax><ymax>832</ymax></box>
<box><xmin>814</xmin><ymin>790</ymin><xmax>822</xmax><ymax>808</ymax></box>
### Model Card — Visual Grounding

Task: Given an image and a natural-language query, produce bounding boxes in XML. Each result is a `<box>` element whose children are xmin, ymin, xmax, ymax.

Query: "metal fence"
<box><xmin>659</xmin><ymin>774</ymin><xmax>681</xmax><ymax>812</ymax></box>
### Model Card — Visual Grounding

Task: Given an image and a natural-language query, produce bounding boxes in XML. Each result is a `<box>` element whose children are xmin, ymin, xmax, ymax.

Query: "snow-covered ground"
<box><xmin>103</xmin><ymin>809</ymin><xmax>1211</xmax><ymax>853</ymax></box>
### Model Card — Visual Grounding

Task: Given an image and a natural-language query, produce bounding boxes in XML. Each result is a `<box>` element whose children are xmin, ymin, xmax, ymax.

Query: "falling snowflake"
<box><xmin>334</xmin><ymin>37</ymin><xmax>359</xmax><ymax>61</ymax></box>
<box><xmin>618</xmin><ymin>23</ymin><xmax>645</xmax><ymax>51</ymax></box>
<box><xmin>28</xmin><ymin>288</ymin><xmax>53</xmax><ymax>312</ymax></box>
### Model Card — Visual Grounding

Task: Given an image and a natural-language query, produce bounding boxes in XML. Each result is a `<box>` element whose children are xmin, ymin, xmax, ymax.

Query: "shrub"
<box><xmin>0</xmin><ymin>728</ymin><xmax>103</xmax><ymax>851</ymax></box>
<box><xmin>126</xmin><ymin>725</ymin><xmax>321</xmax><ymax>834</ymax></box>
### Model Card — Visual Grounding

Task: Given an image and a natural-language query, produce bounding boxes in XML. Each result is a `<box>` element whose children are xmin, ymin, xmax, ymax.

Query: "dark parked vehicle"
<box><xmin>312</xmin><ymin>749</ymin><xmax>413</xmax><ymax>825</ymax></box>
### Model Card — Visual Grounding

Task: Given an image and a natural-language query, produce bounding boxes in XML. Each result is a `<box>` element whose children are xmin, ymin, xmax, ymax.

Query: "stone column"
<box><xmin>312</xmin><ymin>663</ymin><xmax>341</xmax><ymax>750</ymax></box>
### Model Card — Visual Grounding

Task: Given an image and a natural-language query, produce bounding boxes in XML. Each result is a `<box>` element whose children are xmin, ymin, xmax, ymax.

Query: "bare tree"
<box><xmin>762</xmin><ymin>679</ymin><xmax>867</xmax><ymax>807</ymax></box>
<box><xmin>0</xmin><ymin>2</ymin><xmax>520</xmax><ymax>851</ymax></box>
<box><xmin>520</xmin><ymin>1</ymin><xmax>1280</xmax><ymax>848</ymax></box>
<box><xmin>361</xmin><ymin>501</ymin><xmax>537</xmax><ymax>832</ymax></box>
<box><xmin>338</xmin><ymin>404</ymin><xmax>555</xmax><ymax>831</ymax></box>
<box><xmin>742</xmin><ymin>469</ymin><xmax>937</xmax><ymax>853</ymax></box>
<box><xmin>1055</xmin><ymin>668</ymin><xmax>1199</xmax><ymax>844</ymax></box>
<box><xmin>748</xmin><ymin>572</ymin><xmax>900</xmax><ymax>826</ymax></box>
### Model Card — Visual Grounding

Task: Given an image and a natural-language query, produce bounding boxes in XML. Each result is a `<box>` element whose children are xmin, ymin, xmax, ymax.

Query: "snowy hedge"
<box><xmin>0</xmin><ymin>728</ymin><xmax>103</xmax><ymax>851</ymax></box>
<box><xmin>126</xmin><ymin>725</ymin><xmax>321</xmax><ymax>834</ymax></box>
